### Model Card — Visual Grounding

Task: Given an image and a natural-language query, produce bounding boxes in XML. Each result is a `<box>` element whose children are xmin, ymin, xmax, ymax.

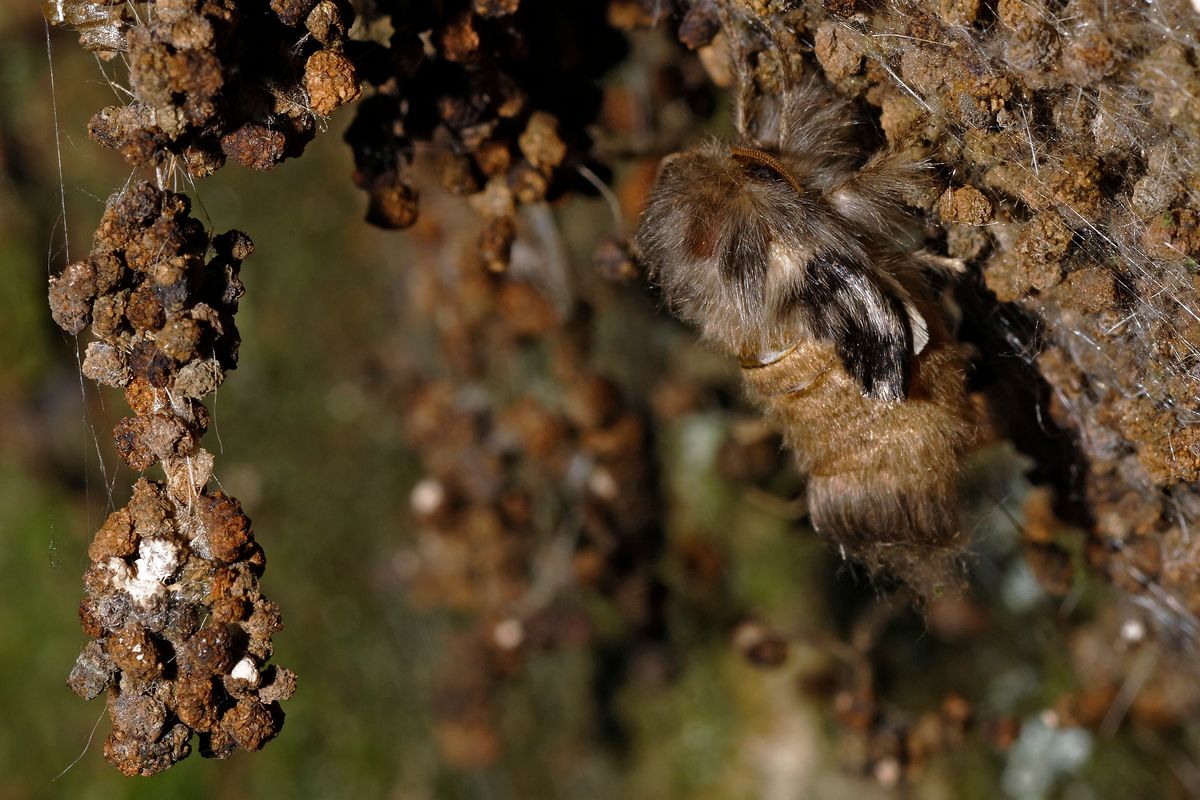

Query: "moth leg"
<box><xmin>825</xmin><ymin>150</ymin><xmax>930</xmax><ymax>255</ymax></box>
<box><xmin>741</xmin><ymin>487</ymin><xmax>808</xmax><ymax>520</ymax></box>
<box><xmin>913</xmin><ymin>249</ymin><xmax>968</xmax><ymax>276</ymax></box>
<box><xmin>773</xmin><ymin>79</ymin><xmax>861</xmax><ymax>166</ymax></box>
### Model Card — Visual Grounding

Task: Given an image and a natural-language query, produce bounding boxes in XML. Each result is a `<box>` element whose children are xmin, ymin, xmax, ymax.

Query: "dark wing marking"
<box><xmin>718</xmin><ymin>210</ymin><xmax>771</xmax><ymax>325</ymax></box>
<box><xmin>785</xmin><ymin>248</ymin><xmax>913</xmax><ymax>401</ymax></box>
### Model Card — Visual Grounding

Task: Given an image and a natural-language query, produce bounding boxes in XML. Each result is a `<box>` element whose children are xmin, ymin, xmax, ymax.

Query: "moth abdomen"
<box><xmin>743</xmin><ymin>334</ymin><xmax>975</xmax><ymax>595</ymax></box>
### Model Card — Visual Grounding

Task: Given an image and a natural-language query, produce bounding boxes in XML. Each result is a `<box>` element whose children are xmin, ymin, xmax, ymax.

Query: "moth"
<box><xmin>636</xmin><ymin>55</ymin><xmax>977</xmax><ymax>595</ymax></box>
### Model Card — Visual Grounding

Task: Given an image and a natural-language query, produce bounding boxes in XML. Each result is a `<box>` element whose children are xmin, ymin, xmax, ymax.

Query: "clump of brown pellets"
<box><xmin>42</xmin><ymin>0</ymin><xmax>131</xmax><ymax>57</ymax></box>
<box><xmin>342</xmin><ymin>0</ymin><xmax>626</xmax><ymax>239</ymax></box>
<box><xmin>52</xmin><ymin>181</ymin><xmax>293</xmax><ymax>775</ymax></box>
<box><xmin>73</xmin><ymin>0</ymin><xmax>358</xmax><ymax>177</ymax></box>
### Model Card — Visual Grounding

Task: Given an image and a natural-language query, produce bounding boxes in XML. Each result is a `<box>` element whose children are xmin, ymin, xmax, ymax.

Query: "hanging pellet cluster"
<box><xmin>343</xmin><ymin>0</ymin><xmax>625</xmax><ymax>253</ymax></box>
<box><xmin>44</xmin><ymin>0</ymin><xmax>365</xmax><ymax>774</ymax></box>
<box><xmin>66</xmin><ymin>0</ymin><xmax>359</xmax><ymax>177</ymax></box>
<box><xmin>50</xmin><ymin>181</ymin><xmax>294</xmax><ymax>776</ymax></box>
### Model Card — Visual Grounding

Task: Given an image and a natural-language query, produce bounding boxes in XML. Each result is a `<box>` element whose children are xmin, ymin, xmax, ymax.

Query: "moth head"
<box><xmin>634</xmin><ymin>140</ymin><xmax>820</xmax><ymax>357</ymax></box>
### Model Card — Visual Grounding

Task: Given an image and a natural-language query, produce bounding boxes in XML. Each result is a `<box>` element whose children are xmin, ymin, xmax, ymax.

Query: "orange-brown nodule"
<box><xmin>43</xmin><ymin>0</ymin><xmax>129</xmax><ymax>56</ymax></box>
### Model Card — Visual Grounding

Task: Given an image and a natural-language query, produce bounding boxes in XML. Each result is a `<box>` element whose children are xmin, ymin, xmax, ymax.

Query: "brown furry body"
<box><xmin>741</xmin><ymin>310</ymin><xmax>974</xmax><ymax>592</ymax></box>
<box><xmin>636</xmin><ymin>78</ymin><xmax>977</xmax><ymax>594</ymax></box>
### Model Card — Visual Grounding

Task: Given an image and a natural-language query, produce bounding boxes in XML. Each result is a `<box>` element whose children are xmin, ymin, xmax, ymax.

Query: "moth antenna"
<box><xmin>576</xmin><ymin>164</ymin><xmax>625</xmax><ymax>238</ymax></box>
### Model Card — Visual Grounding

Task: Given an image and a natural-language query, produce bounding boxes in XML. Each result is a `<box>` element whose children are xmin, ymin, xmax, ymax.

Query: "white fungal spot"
<box><xmin>493</xmin><ymin>618</ymin><xmax>524</xmax><ymax>651</ymax></box>
<box><xmin>587</xmin><ymin>467</ymin><xmax>619</xmax><ymax>501</ymax></box>
<box><xmin>105</xmin><ymin>557</ymin><xmax>132</xmax><ymax>583</ymax></box>
<box><xmin>410</xmin><ymin>478</ymin><xmax>446</xmax><ymax>515</ymax></box>
<box><xmin>1120</xmin><ymin>618</ymin><xmax>1146</xmax><ymax>643</ymax></box>
<box><xmin>874</xmin><ymin>757</ymin><xmax>901</xmax><ymax>788</ymax></box>
<box><xmin>109</xmin><ymin>538</ymin><xmax>181</xmax><ymax>606</ymax></box>
<box><xmin>230</xmin><ymin>657</ymin><xmax>260</xmax><ymax>686</ymax></box>
<box><xmin>135</xmin><ymin>538</ymin><xmax>181</xmax><ymax>584</ymax></box>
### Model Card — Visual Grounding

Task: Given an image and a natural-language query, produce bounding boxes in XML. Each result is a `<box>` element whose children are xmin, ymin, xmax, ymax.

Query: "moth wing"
<box><xmin>905</xmin><ymin>301</ymin><xmax>929</xmax><ymax>355</ymax></box>
<box><xmin>784</xmin><ymin>249</ymin><xmax>916</xmax><ymax>401</ymax></box>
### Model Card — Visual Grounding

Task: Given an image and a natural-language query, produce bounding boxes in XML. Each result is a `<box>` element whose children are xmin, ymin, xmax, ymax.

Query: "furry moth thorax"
<box><xmin>636</xmin><ymin>84</ymin><xmax>935</xmax><ymax>403</ymax></box>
